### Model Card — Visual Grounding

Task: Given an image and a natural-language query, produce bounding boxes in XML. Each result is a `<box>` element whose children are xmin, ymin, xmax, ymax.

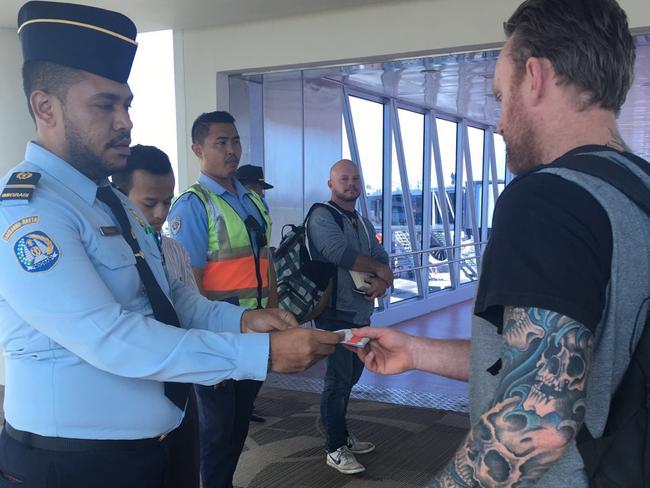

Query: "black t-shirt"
<box><xmin>474</xmin><ymin>147</ymin><xmax>615</xmax><ymax>333</ymax></box>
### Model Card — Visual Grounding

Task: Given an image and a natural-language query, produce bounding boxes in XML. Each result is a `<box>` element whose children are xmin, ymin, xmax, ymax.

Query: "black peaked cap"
<box><xmin>18</xmin><ymin>1</ymin><xmax>137</xmax><ymax>83</ymax></box>
<box><xmin>236</xmin><ymin>164</ymin><xmax>274</xmax><ymax>189</ymax></box>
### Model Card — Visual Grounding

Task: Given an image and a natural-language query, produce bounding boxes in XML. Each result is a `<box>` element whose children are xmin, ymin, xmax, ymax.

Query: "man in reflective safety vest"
<box><xmin>168</xmin><ymin>111</ymin><xmax>274</xmax><ymax>488</ymax></box>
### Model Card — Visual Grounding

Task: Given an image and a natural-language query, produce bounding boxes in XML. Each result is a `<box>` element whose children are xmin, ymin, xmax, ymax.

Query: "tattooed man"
<box><xmin>353</xmin><ymin>1</ymin><xmax>650</xmax><ymax>487</ymax></box>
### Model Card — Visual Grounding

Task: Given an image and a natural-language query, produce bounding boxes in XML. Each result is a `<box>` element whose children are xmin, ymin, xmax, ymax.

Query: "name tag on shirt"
<box><xmin>100</xmin><ymin>226</ymin><xmax>120</xmax><ymax>236</ymax></box>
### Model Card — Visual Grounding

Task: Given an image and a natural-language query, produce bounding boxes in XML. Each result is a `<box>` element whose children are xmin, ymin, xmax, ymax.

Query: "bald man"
<box><xmin>306</xmin><ymin>159</ymin><xmax>393</xmax><ymax>474</ymax></box>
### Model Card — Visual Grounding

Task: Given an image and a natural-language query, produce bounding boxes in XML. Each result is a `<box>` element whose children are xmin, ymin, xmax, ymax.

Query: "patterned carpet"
<box><xmin>235</xmin><ymin>387</ymin><xmax>469</xmax><ymax>488</ymax></box>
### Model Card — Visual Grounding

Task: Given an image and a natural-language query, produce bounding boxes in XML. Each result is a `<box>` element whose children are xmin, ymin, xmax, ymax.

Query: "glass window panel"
<box><xmin>494</xmin><ymin>133</ymin><xmax>506</xmax><ymax>182</ymax></box>
<box><xmin>437</xmin><ymin>119</ymin><xmax>458</xmax><ymax>188</ymax></box>
<box><xmin>348</xmin><ymin>96</ymin><xmax>384</xmax><ymax>240</ymax></box>
<box><xmin>428</xmin><ymin>131</ymin><xmax>452</xmax><ymax>294</ymax></box>
<box><xmin>458</xmin><ymin>126</ymin><xmax>483</xmax><ymax>285</ymax></box>
<box><xmin>467</xmin><ymin>126</ymin><xmax>484</xmax><ymax>181</ymax></box>
<box><xmin>390</xmin><ymin>134</ymin><xmax>418</xmax><ymax>304</ymax></box>
<box><xmin>341</xmin><ymin>115</ymin><xmax>352</xmax><ymax>160</ymax></box>
<box><xmin>435</xmin><ymin>118</ymin><xmax>460</xmax><ymax>290</ymax></box>
<box><xmin>487</xmin><ymin>133</ymin><xmax>507</xmax><ymax>231</ymax></box>
<box><xmin>436</xmin><ymin>118</ymin><xmax>457</xmax><ymax>227</ymax></box>
<box><xmin>465</xmin><ymin>126</ymin><xmax>484</xmax><ymax>230</ymax></box>
<box><xmin>486</xmin><ymin>178</ymin><xmax>496</xmax><ymax>230</ymax></box>
<box><xmin>398</xmin><ymin>108</ymin><xmax>424</xmax><ymax>249</ymax></box>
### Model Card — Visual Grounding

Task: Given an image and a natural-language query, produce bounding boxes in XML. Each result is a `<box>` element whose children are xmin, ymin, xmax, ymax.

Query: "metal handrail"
<box><xmin>392</xmin><ymin>256</ymin><xmax>478</xmax><ymax>274</ymax></box>
<box><xmin>389</xmin><ymin>240</ymin><xmax>487</xmax><ymax>259</ymax></box>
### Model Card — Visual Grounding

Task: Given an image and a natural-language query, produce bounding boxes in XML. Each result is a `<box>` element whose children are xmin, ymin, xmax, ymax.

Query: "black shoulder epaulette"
<box><xmin>0</xmin><ymin>171</ymin><xmax>41</xmax><ymax>202</ymax></box>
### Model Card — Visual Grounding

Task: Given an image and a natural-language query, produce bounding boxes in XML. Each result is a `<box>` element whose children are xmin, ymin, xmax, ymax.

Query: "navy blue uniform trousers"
<box><xmin>0</xmin><ymin>394</ymin><xmax>200</xmax><ymax>488</ymax></box>
<box><xmin>165</xmin><ymin>390</ymin><xmax>200</xmax><ymax>488</ymax></box>
<box><xmin>194</xmin><ymin>379</ymin><xmax>262</xmax><ymax>488</ymax></box>
<box><xmin>0</xmin><ymin>428</ymin><xmax>168</xmax><ymax>488</ymax></box>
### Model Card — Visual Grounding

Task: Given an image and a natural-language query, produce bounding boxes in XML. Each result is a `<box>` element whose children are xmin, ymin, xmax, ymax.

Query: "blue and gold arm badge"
<box><xmin>14</xmin><ymin>230</ymin><xmax>61</xmax><ymax>273</ymax></box>
<box><xmin>0</xmin><ymin>171</ymin><xmax>41</xmax><ymax>202</ymax></box>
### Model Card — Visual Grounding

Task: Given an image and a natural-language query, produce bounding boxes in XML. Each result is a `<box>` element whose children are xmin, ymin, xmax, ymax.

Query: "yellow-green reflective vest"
<box><xmin>182</xmin><ymin>183</ymin><xmax>272</xmax><ymax>309</ymax></box>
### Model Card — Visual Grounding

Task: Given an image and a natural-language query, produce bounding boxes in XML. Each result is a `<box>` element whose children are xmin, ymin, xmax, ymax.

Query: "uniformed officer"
<box><xmin>169</xmin><ymin>111</ymin><xmax>279</xmax><ymax>488</ymax></box>
<box><xmin>0</xmin><ymin>2</ymin><xmax>339</xmax><ymax>487</ymax></box>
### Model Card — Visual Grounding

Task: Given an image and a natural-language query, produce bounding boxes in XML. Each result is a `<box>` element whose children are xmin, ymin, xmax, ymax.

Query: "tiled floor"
<box><xmin>237</xmin><ymin>388</ymin><xmax>469</xmax><ymax>488</ymax></box>
<box><xmin>268</xmin><ymin>300</ymin><xmax>473</xmax><ymax>412</ymax></box>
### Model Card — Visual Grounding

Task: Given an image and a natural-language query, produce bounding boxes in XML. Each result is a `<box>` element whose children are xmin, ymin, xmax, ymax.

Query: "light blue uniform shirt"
<box><xmin>168</xmin><ymin>173</ymin><xmax>266</xmax><ymax>270</ymax></box>
<box><xmin>0</xmin><ymin>143</ymin><xmax>270</xmax><ymax>440</ymax></box>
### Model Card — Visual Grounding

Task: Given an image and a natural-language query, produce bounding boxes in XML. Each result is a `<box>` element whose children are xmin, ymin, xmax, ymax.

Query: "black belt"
<box><xmin>3</xmin><ymin>422</ymin><xmax>169</xmax><ymax>452</ymax></box>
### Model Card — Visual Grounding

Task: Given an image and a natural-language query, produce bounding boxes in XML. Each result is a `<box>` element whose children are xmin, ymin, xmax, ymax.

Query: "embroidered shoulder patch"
<box><xmin>170</xmin><ymin>216</ymin><xmax>181</xmax><ymax>235</ymax></box>
<box><xmin>0</xmin><ymin>172</ymin><xmax>41</xmax><ymax>202</ymax></box>
<box><xmin>14</xmin><ymin>230</ymin><xmax>61</xmax><ymax>273</ymax></box>
<box><xmin>3</xmin><ymin>216</ymin><xmax>40</xmax><ymax>241</ymax></box>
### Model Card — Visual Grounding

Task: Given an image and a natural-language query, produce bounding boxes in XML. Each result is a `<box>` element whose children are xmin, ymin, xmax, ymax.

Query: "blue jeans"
<box><xmin>316</xmin><ymin>317</ymin><xmax>365</xmax><ymax>452</ymax></box>
<box><xmin>194</xmin><ymin>379</ymin><xmax>262</xmax><ymax>488</ymax></box>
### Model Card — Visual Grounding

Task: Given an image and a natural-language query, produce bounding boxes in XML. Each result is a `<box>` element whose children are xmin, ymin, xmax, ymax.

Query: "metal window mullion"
<box><xmin>342</xmin><ymin>88</ymin><xmax>370</xmax><ymax>219</ymax></box>
<box><xmin>487</xmin><ymin>128</ymin><xmax>500</xmax><ymax>203</ymax></box>
<box><xmin>453</xmin><ymin>122</ymin><xmax>464</xmax><ymax>288</ymax></box>
<box><xmin>300</xmin><ymin>72</ymin><xmax>307</xmax><ymax>218</ymax></box>
<box><xmin>430</xmin><ymin>113</ymin><xmax>458</xmax><ymax>289</ymax></box>
<box><xmin>487</xmin><ymin>128</ymin><xmax>500</xmax><ymax>249</ymax></box>
<box><xmin>343</xmin><ymin>84</ymin><xmax>499</xmax><ymax>145</ymax></box>
<box><xmin>390</xmin><ymin>100</ymin><xmax>424</xmax><ymax>298</ymax></box>
<box><xmin>334</xmin><ymin>76</ymin><xmax>496</xmax><ymax>128</ymax></box>
<box><xmin>461</xmin><ymin>120</ymin><xmax>481</xmax><ymax>269</ymax></box>
<box><xmin>505</xmin><ymin>152</ymin><xmax>513</xmax><ymax>185</ymax></box>
<box><xmin>480</xmin><ymin>129</ymin><xmax>491</xmax><ymax>245</ymax></box>
<box><xmin>382</xmin><ymin>101</ymin><xmax>392</xmax><ymax>309</ymax></box>
<box><xmin>421</xmin><ymin>111</ymin><xmax>433</xmax><ymax>298</ymax></box>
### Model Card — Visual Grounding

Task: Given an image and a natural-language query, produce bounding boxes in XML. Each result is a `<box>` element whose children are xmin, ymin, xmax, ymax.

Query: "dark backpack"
<box><xmin>556</xmin><ymin>151</ymin><xmax>650</xmax><ymax>488</ymax></box>
<box><xmin>274</xmin><ymin>203</ymin><xmax>342</xmax><ymax>323</ymax></box>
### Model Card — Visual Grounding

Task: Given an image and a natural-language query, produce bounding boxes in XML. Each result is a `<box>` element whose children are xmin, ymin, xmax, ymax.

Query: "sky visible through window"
<box><xmin>128</xmin><ymin>30</ymin><xmax>179</xmax><ymax>193</ymax></box>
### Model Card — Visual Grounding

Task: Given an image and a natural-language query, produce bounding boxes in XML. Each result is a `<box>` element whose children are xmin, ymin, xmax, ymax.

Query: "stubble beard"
<box><xmin>333</xmin><ymin>188</ymin><xmax>360</xmax><ymax>203</ymax></box>
<box><xmin>63</xmin><ymin>114</ymin><xmax>128</xmax><ymax>182</ymax></box>
<box><xmin>504</xmin><ymin>84</ymin><xmax>545</xmax><ymax>176</ymax></box>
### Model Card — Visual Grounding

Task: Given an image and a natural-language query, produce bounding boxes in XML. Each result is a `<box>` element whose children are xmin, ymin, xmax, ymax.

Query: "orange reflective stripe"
<box><xmin>202</xmin><ymin>256</ymin><xmax>269</xmax><ymax>292</ymax></box>
<box><xmin>205</xmin><ymin>287</ymin><xmax>269</xmax><ymax>302</ymax></box>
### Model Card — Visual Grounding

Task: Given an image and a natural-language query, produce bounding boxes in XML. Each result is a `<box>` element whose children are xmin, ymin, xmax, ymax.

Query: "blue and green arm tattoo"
<box><xmin>431</xmin><ymin>306</ymin><xmax>594</xmax><ymax>487</ymax></box>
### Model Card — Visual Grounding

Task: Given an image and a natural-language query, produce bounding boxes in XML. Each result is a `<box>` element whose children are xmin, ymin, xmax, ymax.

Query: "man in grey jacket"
<box><xmin>307</xmin><ymin>159</ymin><xmax>393</xmax><ymax>474</ymax></box>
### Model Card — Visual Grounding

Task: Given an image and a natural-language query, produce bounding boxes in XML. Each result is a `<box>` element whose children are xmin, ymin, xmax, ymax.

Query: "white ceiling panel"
<box><xmin>1</xmin><ymin>0</ymin><xmax>398</xmax><ymax>32</ymax></box>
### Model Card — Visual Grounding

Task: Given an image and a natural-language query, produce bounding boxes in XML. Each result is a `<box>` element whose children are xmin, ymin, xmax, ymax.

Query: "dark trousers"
<box><xmin>316</xmin><ymin>317</ymin><xmax>365</xmax><ymax>452</ymax></box>
<box><xmin>0</xmin><ymin>427</ymin><xmax>168</xmax><ymax>488</ymax></box>
<box><xmin>195</xmin><ymin>379</ymin><xmax>262</xmax><ymax>488</ymax></box>
<box><xmin>164</xmin><ymin>390</ymin><xmax>200</xmax><ymax>488</ymax></box>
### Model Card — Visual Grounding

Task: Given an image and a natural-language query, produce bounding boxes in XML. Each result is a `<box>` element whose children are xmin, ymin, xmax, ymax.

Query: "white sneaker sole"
<box><xmin>350</xmin><ymin>444</ymin><xmax>375</xmax><ymax>455</ymax></box>
<box><xmin>326</xmin><ymin>457</ymin><xmax>366</xmax><ymax>474</ymax></box>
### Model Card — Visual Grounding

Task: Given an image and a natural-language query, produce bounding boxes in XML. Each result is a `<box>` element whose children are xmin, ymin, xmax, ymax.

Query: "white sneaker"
<box><xmin>326</xmin><ymin>446</ymin><xmax>366</xmax><ymax>474</ymax></box>
<box><xmin>346</xmin><ymin>433</ymin><xmax>375</xmax><ymax>454</ymax></box>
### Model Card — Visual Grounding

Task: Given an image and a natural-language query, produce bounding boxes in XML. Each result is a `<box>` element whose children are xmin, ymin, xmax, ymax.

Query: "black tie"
<box><xmin>96</xmin><ymin>185</ymin><xmax>189</xmax><ymax>410</ymax></box>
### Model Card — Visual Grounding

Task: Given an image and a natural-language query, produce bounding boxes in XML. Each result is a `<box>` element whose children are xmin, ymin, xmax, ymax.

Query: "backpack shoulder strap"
<box><xmin>553</xmin><ymin>152</ymin><xmax>650</xmax><ymax>216</ymax></box>
<box><xmin>305</xmin><ymin>202</ymin><xmax>344</xmax><ymax>231</ymax></box>
<box><xmin>567</xmin><ymin>150</ymin><xmax>650</xmax><ymax>480</ymax></box>
<box><xmin>304</xmin><ymin>202</ymin><xmax>345</xmax><ymax>313</ymax></box>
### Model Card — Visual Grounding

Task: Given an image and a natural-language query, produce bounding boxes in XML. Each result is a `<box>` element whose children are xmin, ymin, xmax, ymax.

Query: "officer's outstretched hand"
<box><xmin>269</xmin><ymin>328</ymin><xmax>340</xmax><ymax>373</ymax></box>
<box><xmin>352</xmin><ymin>327</ymin><xmax>416</xmax><ymax>375</ymax></box>
<box><xmin>241</xmin><ymin>308</ymin><xmax>299</xmax><ymax>333</ymax></box>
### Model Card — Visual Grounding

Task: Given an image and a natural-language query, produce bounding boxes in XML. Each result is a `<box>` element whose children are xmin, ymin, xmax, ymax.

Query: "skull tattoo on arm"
<box><xmin>430</xmin><ymin>306</ymin><xmax>594</xmax><ymax>488</ymax></box>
